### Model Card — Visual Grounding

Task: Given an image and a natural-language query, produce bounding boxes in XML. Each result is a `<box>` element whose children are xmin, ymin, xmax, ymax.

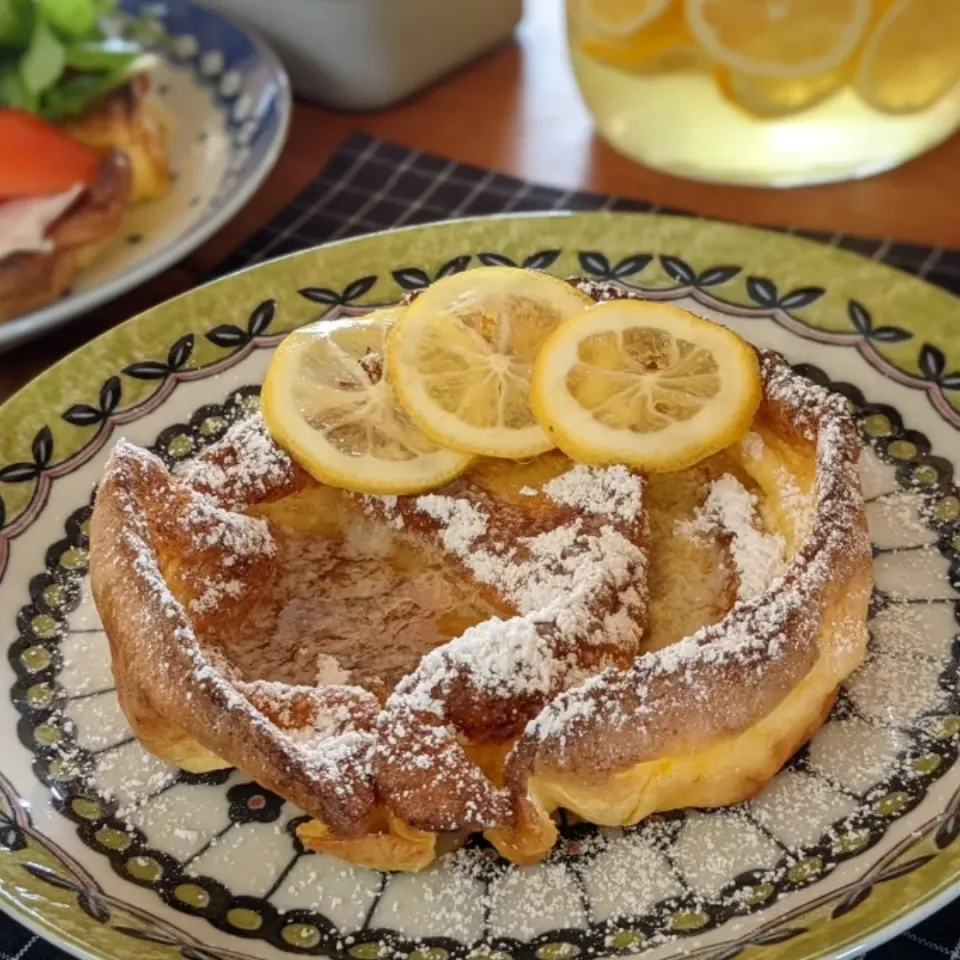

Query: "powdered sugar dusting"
<box><xmin>385</xmin><ymin>497</ymin><xmax>648</xmax><ymax>717</ymax></box>
<box><xmin>680</xmin><ymin>474</ymin><xmax>785</xmax><ymax>600</ymax></box>
<box><xmin>742</xmin><ymin>432</ymin><xmax>764</xmax><ymax>460</ymax></box>
<box><xmin>542</xmin><ymin>464</ymin><xmax>643</xmax><ymax>522</ymax></box>
<box><xmin>176</xmin><ymin>413</ymin><xmax>294</xmax><ymax>510</ymax></box>
<box><xmin>524</xmin><ymin>348</ymin><xmax>868</xmax><ymax>763</ymax></box>
<box><xmin>179</xmin><ymin>490</ymin><xmax>276</xmax><ymax>616</ymax></box>
<box><xmin>414</xmin><ymin>494</ymin><xmax>488</xmax><ymax>554</ymax></box>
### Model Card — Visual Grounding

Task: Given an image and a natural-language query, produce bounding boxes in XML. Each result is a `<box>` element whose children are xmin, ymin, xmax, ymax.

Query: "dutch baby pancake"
<box><xmin>89</xmin><ymin>271</ymin><xmax>872</xmax><ymax>872</ymax></box>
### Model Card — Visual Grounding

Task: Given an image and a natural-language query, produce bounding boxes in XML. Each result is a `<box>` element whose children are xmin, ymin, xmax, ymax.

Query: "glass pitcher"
<box><xmin>567</xmin><ymin>0</ymin><xmax>960</xmax><ymax>186</ymax></box>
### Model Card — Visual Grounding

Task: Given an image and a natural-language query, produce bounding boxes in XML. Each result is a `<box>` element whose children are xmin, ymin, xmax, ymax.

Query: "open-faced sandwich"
<box><xmin>0</xmin><ymin>0</ymin><xmax>171</xmax><ymax>323</ymax></box>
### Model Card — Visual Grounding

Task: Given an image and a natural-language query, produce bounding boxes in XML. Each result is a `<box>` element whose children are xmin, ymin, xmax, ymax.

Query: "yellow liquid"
<box><xmin>569</xmin><ymin>1</ymin><xmax>960</xmax><ymax>186</ymax></box>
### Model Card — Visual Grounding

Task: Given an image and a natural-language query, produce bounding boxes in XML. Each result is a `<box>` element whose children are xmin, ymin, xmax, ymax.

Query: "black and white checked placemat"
<box><xmin>216</xmin><ymin>130</ymin><xmax>960</xmax><ymax>298</ymax></box>
<box><xmin>4</xmin><ymin>131</ymin><xmax>960</xmax><ymax>960</ymax></box>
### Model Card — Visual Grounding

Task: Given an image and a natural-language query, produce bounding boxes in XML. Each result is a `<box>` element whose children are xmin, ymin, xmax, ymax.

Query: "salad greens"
<box><xmin>0</xmin><ymin>0</ymin><xmax>152</xmax><ymax>120</ymax></box>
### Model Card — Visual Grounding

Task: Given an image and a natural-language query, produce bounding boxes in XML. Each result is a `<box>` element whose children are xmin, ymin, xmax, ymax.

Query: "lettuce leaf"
<box><xmin>0</xmin><ymin>0</ymin><xmax>151</xmax><ymax>120</ymax></box>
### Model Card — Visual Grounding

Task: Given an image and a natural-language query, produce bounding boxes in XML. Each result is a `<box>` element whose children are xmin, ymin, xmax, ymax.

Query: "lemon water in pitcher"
<box><xmin>568</xmin><ymin>0</ymin><xmax>960</xmax><ymax>186</ymax></box>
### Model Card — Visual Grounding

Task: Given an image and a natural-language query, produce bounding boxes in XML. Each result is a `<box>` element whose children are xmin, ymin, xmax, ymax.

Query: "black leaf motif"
<box><xmin>112</xmin><ymin>925</ymin><xmax>181</xmax><ymax>946</ymax></box>
<box><xmin>21</xmin><ymin>863</ymin><xmax>83</xmax><ymax>893</ymax></box>
<box><xmin>77</xmin><ymin>891</ymin><xmax>111</xmax><ymax>923</ymax></box>
<box><xmin>831</xmin><ymin>885</ymin><xmax>872</xmax><ymax>919</ymax></box>
<box><xmin>613</xmin><ymin>254</ymin><xmax>652</xmax><ymax>278</ymax></box>
<box><xmin>778</xmin><ymin>287</ymin><xmax>825</xmax><ymax>310</ymax></box>
<box><xmin>0</xmin><ymin>823</ymin><xmax>24</xmax><ymax>851</ymax></box>
<box><xmin>697</xmin><ymin>265</ymin><xmax>741</xmax><ymax>286</ymax></box>
<box><xmin>939</xmin><ymin>373</ymin><xmax>960</xmax><ymax>391</ymax></box>
<box><xmin>660</xmin><ymin>254</ymin><xmax>696</xmax><ymax>284</ymax></box>
<box><xmin>167</xmin><ymin>335</ymin><xmax>194</xmax><ymax>372</ymax></box>
<box><xmin>876</xmin><ymin>854</ymin><xmax>936</xmax><ymax>883</ymax></box>
<box><xmin>479</xmin><ymin>252</ymin><xmax>516</xmax><ymax>268</ymax></box>
<box><xmin>392</xmin><ymin>267</ymin><xmax>431</xmax><ymax>290</ymax></box>
<box><xmin>578</xmin><ymin>251</ymin><xmax>612</xmax><ymax>277</ymax></box>
<box><xmin>247</xmin><ymin>299</ymin><xmax>276</xmax><ymax>337</ymax></box>
<box><xmin>848</xmin><ymin>299</ymin><xmax>872</xmax><ymax>336</ymax></box>
<box><xmin>0</xmin><ymin>462</ymin><xmax>39</xmax><ymax>483</ymax></box>
<box><xmin>205</xmin><ymin>325</ymin><xmax>248</xmax><ymax>348</ymax></box>
<box><xmin>99</xmin><ymin>376</ymin><xmax>121</xmax><ymax>415</ymax></box>
<box><xmin>342</xmin><ymin>275</ymin><xmax>378</xmax><ymax>301</ymax></box>
<box><xmin>871</xmin><ymin>326</ymin><xmax>913</xmax><ymax>343</ymax></box>
<box><xmin>435</xmin><ymin>256</ymin><xmax>471</xmax><ymax>279</ymax></box>
<box><xmin>298</xmin><ymin>286</ymin><xmax>339</xmax><ymax>305</ymax></box>
<box><xmin>936</xmin><ymin>813</ymin><xmax>960</xmax><ymax>849</ymax></box>
<box><xmin>749</xmin><ymin>927</ymin><xmax>807</xmax><ymax>946</ymax></box>
<box><xmin>62</xmin><ymin>404</ymin><xmax>103</xmax><ymax>427</ymax></box>
<box><xmin>31</xmin><ymin>426</ymin><xmax>53</xmax><ymax>467</ymax></box>
<box><xmin>523</xmin><ymin>249</ymin><xmax>561</xmax><ymax>270</ymax></box>
<box><xmin>746</xmin><ymin>276</ymin><xmax>779</xmax><ymax>306</ymax></box>
<box><xmin>919</xmin><ymin>344</ymin><xmax>946</xmax><ymax>381</ymax></box>
<box><xmin>123</xmin><ymin>360</ymin><xmax>170</xmax><ymax>380</ymax></box>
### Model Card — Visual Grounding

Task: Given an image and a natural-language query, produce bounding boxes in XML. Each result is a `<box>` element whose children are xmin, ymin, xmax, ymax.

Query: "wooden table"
<box><xmin>4</xmin><ymin>0</ymin><xmax>960</xmax><ymax>404</ymax></box>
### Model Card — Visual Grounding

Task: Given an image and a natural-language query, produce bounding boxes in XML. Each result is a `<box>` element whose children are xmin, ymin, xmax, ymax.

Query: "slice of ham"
<box><xmin>0</xmin><ymin>184</ymin><xmax>86</xmax><ymax>262</ymax></box>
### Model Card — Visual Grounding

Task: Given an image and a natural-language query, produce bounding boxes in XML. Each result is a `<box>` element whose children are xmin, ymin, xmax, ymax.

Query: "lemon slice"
<box><xmin>261</xmin><ymin>310</ymin><xmax>472</xmax><ymax>495</ymax></box>
<box><xmin>574</xmin><ymin>0</ymin><xmax>671</xmax><ymax>38</ymax></box>
<box><xmin>856</xmin><ymin>0</ymin><xmax>960</xmax><ymax>114</ymax></box>
<box><xmin>580</xmin><ymin>3</ymin><xmax>710</xmax><ymax>74</ymax></box>
<box><xmin>717</xmin><ymin>68</ymin><xmax>845</xmax><ymax>117</ymax></box>
<box><xmin>530</xmin><ymin>300</ymin><xmax>762</xmax><ymax>473</ymax></box>
<box><xmin>387</xmin><ymin>267</ymin><xmax>593</xmax><ymax>459</ymax></box>
<box><xmin>685</xmin><ymin>0</ymin><xmax>871</xmax><ymax>79</ymax></box>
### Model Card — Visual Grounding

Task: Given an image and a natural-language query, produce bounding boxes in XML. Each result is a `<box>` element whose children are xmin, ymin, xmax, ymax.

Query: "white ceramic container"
<box><xmin>198</xmin><ymin>0</ymin><xmax>524</xmax><ymax>110</ymax></box>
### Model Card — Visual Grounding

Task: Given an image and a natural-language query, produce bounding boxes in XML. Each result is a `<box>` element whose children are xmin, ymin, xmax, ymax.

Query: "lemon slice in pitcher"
<box><xmin>530</xmin><ymin>300</ymin><xmax>762</xmax><ymax>473</ymax></box>
<box><xmin>574</xmin><ymin>0</ymin><xmax>671</xmax><ymax>37</ymax></box>
<box><xmin>261</xmin><ymin>310</ymin><xmax>472</xmax><ymax>495</ymax></box>
<box><xmin>717</xmin><ymin>69</ymin><xmax>845</xmax><ymax>117</ymax></box>
<box><xmin>580</xmin><ymin>2</ymin><xmax>709</xmax><ymax>74</ymax></box>
<box><xmin>685</xmin><ymin>0</ymin><xmax>871</xmax><ymax>79</ymax></box>
<box><xmin>388</xmin><ymin>267</ymin><xmax>593</xmax><ymax>459</ymax></box>
<box><xmin>856</xmin><ymin>0</ymin><xmax>960</xmax><ymax>114</ymax></box>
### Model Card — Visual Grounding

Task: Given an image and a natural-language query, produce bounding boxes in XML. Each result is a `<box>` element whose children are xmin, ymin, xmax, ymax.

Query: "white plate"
<box><xmin>0</xmin><ymin>0</ymin><xmax>291</xmax><ymax>354</ymax></box>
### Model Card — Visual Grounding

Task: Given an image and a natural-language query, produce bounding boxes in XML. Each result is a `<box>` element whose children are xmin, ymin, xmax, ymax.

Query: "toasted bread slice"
<box><xmin>0</xmin><ymin>150</ymin><xmax>132</xmax><ymax>323</ymax></box>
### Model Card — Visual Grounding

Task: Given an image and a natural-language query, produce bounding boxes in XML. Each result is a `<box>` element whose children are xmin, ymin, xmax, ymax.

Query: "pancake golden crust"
<box><xmin>90</xmin><ymin>282</ymin><xmax>871</xmax><ymax>871</ymax></box>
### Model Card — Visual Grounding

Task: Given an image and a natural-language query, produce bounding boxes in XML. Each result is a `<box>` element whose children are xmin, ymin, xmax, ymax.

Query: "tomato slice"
<box><xmin>0</xmin><ymin>109</ymin><xmax>100</xmax><ymax>198</ymax></box>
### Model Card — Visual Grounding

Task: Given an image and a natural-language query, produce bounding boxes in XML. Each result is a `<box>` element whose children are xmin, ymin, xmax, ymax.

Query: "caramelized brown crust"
<box><xmin>0</xmin><ymin>151</ymin><xmax>131</xmax><ymax>323</ymax></box>
<box><xmin>90</xmin><ymin>287</ymin><xmax>871</xmax><ymax>870</ymax></box>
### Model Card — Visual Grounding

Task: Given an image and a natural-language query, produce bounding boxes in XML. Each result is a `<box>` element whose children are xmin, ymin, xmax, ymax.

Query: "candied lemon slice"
<box><xmin>856</xmin><ymin>0</ymin><xmax>960</xmax><ymax>114</ymax></box>
<box><xmin>261</xmin><ymin>309</ymin><xmax>472</xmax><ymax>495</ymax></box>
<box><xmin>574</xmin><ymin>0</ymin><xmax>671</xmax><ymax>38</ymax></box>
<box><xmin>685</xmin><ymin>0</ymin><xmax>871</xmax><ymax>79</ymax></box>
<box><xmin>530</xmin><ymin>300</ymin><xmax>762</xmax><ymax>473</ymax></box>
<box><xmin>387</xmin><ymin>267</ymin><xmax>593</xmax><ymax>459</ymax></box>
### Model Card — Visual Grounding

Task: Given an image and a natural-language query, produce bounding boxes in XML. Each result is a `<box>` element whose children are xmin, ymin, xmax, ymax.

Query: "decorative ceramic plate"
<box><xmin>0</xmin><ymin>0</ymin><xmax>291</xmax><ymax>354</ymax></box>
<box><xmin>2</xmin><ymin>212</ymin><xmax>960</xmax><ymax>960</ymax></box>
